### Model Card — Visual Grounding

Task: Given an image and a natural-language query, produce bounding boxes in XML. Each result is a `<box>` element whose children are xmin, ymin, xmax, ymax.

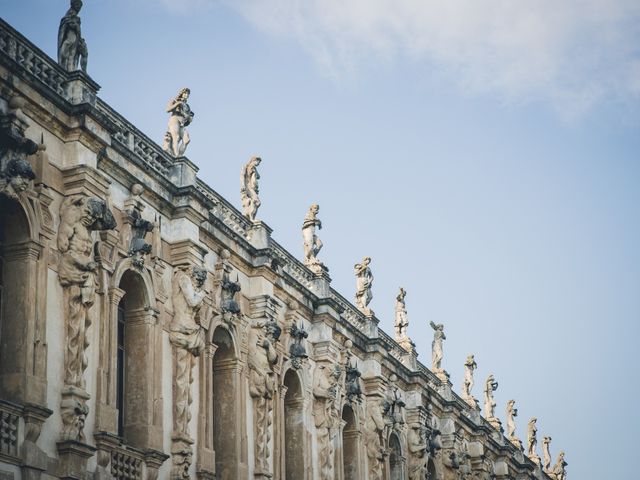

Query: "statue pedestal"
<box><xmin>508</xmin><ymin>436</ymin><xmax>523</xmax><ymax>451</ymax></box>
<box><xmin>528</xmin><ymin>453</ymin><xmax>541</xmax><ymax>465</ymax></box>
<box><xmin>56</xmin><ymin>440</ymin><xmax>96</xmax><ymax>480</ymax></box>
<box><xmin>487</xmin><ymin>417</ymin><xmax>503</xmax><ymax>433</ymax></box>
<box><xmin>434</xmin><ymin>369</ymin><xmax>450</xmax><ymax>383</ymax></box>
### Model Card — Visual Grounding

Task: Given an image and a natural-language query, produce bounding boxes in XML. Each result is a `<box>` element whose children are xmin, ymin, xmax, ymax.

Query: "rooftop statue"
<box><xmin>241</xmin><ymin>156</ymin><xmax>261</xmax><ymax>221</ymax></box>
<box><xmin>527</xmin><ymin>417</ymin><xmax>540</xmax><ymax>462</ymax></box>
<box><xmin>163</xmin><ymin>88</ymin><xmax>194</xmax><ymax>157</ymax></box>
<box><xmin>483</xmin><ymin>374</ymin><xmax>498</xmax><ymax>420</ymax></box>
<box><xmin>429</xmin><ymin>321</ymin><xmax>446</xmax><ymax>371</ymax></box>
<box><xmin>461</xmin><ymin>354</ymin><xmax>478</xmax><ymax>407</ymax></box>
<box><xmin>302</xmin><ymin>203</ymin><xmax>324</xmax><ymax>273</ymax></box>
<box><xmin>57</xmin><ymin>0</ymin><xmax>88</xmax><ymax>72</ymax></box>
<box><xmin>354</xmin><ymin>256</ymin><xmax>373</xmax><ymax>315</ymax></box>
<box><xmin>394</xmin><ymin>287</ymin><xmax>409</xmax><ymax>342</ymax></box>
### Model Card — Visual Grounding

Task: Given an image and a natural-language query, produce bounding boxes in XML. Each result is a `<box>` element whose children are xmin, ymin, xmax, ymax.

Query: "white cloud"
<box><xmin>217</xmin><ymin>0</ymin><xmax>640</xmax><ymax>116</ymax></box>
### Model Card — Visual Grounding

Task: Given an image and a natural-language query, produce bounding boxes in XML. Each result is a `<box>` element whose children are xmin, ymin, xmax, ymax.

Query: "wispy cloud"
<box><xmin>165</xmin><ymin>0</ymin><xmax>640</xmax><ymax>116</ymax></box>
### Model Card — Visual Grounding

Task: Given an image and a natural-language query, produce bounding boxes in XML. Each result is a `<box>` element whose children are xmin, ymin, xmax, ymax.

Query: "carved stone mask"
<box><xmin>86</xmin><ymin>197</ymin><xmax>117</xmax><ymax>230</ymax></box>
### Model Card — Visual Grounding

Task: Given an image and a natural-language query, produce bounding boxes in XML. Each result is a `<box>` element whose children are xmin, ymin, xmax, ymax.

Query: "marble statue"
<box><xmin>365</xmin><ymin>399</ymin><xmax>385</xmax><ymax>480</ymax></box>
<box><xmin>57</xmin><ymin>0</ymin><xmax>88</xmax><ymax>72</ymax></box>
<box><xmin>240</xmin><ymin>156</ymin><xmax>261</xmax><ymax>221</ymax></box>
<box><xmin>462</xmin><ymin>354</ymin><xmax>477</xmax><ymax>404</ymax></box>
<box><xmin>483</xmin><ymin>374</ymin><xmax>498</xmax><ymax>420</ymax></box>
<box><xmin>313</xmin><ymin>364</ymin><xmax>338</xmax><ymax>480</ymax></box>
<box><xmin>0</xmin><ymin>97</ymin><xmax>38</xmax><ymax>200</ymax></box>
<box><xmin>58</xmin><ymin>195</ymin><xmax>116</xmax><ymax>441</ymax></box>
<box><xmin>302</xmin><ymin>203</ymin><xmax>324</xmax><ymax>272</ymax></box>
<box><xmin>354</xmin><ymin>256</ymin><xmax>373</xmax><ymax>315</ymax></box>
<box><xmin>542</xmin><ymin>436</ymin><xmax>552</xmax><ymax>471</ymax></box>
<box><xmin>248</xmin><ymin>319</ymin><xmax>280</xmax><ymax>476</ymax></box>
<box><xmin>394</xmin><ymin>287</ymin><xmax>409</xmax><ymax>341</ymax></box>
<box><xmin>164</xmin><ymin>88</ymin><xmax>194</xmax><ymax>157</ymax></box>
<box><xmin>170</xmin><ymin>265</ymin><xmax>207</xmax><ymax>478</ymax></box>
<box><xmin>429</xmin><ymin>321</ymin><xmax>446</xmax><ymax>371</ymax></box>
<box><xmin>407</xmin><ymin>422</ymin><xmax>428</xmax><ymax>480</ymax></box>
<box><xmin>505</xmin><ymin>400</ymin><xmax>519</xmax><ymax>443</ymax></box>
<box><xmin>550</xmin><ymin>451</ymin><xmax>567</xmax><ymax>480</ymax></box>
<box><xmin>527</xmin><ymin>418</ymin><xmax>538</xmax><ymax>459</ymax></box>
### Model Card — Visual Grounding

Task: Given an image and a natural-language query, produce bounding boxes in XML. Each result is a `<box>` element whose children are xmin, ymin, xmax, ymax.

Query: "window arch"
<box><xmin>389</xmin><ymin>432</ymin><xmax>403</xmax><ymax>480</ymax></box>
<box><xmin>342</xmin><ymin>404</ymin><xmax>360</xmax><ymax>480</ymax></box>
<box><xmin>284</xmin><ymin>369</ymin><xmax>304</xmax><ymax>480</ymax></box>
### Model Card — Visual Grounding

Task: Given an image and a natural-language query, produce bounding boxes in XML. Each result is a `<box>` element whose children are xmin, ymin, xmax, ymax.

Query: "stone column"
<box><xmin>196</xmin><ymin>343</ymin><xmax>217</xmax><ymax>480</ymax></box>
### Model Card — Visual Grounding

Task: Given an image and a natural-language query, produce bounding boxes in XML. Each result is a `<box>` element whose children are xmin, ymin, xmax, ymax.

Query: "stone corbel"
<box><xmin>20</xmin><ymin>403</ymin><xmax>53</xmax><ymax>480</ymax></box>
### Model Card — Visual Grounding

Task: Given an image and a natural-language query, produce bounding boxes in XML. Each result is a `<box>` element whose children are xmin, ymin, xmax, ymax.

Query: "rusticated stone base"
<box><xmin>56</xmin><ymin>439</ymin><xmax>96</xmax><ymax>480</ymax></box>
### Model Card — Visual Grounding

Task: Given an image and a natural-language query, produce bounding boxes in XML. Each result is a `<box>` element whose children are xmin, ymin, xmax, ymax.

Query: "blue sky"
<box><xmin>4</xmin><ymin>1</ymin><xmax>640</xmax><ymax>478</ymax></box>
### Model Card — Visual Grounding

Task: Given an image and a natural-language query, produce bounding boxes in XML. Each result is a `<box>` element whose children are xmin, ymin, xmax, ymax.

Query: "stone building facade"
<box><xmin>0</xmin><ymin>11</ymin><xmax>567</xmax><ymax>480</ymax></box>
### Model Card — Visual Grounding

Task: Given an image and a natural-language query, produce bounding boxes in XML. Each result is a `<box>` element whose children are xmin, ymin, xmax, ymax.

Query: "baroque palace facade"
<box><xmin>0</xmin><ymin>5</ymin><xmax>568</xmax><ymax>480</ymax></box>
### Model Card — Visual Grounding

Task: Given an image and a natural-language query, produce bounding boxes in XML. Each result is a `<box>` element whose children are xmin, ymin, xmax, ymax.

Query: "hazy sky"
<box><xmin>4</xmin><ymin>1</ymin><xmax>640</xmax><ymax>478</ymax></box>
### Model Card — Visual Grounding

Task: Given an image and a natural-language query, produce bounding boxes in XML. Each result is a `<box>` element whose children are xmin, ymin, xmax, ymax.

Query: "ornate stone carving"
<box><xmin>425</xmin><ymin>404</ymin><xmax>442</xmax><ymax>454</ymax></box>
<box><xmin>58</xmin><ymin>194</ymin><xmax>116</xmax><ymax>441</ymax></box>
<box><xmin>302</xmin><ymin>203</ymin><xmax>325</xmax><ymax>273</ymax></box>
<box><xmin>170</xmin><ymin>265</ymin><xmax>207</xmax><ymax>478</ymax></box>
<box><xmin>483</xmin><ymin>375</ymin><xmax>501</xmax><ymax>431</ymax></box>
<box><xmin>549</xmin><ymin>451</ymin><xmax>567</xmax><ymax>480</ymax></box>
<box><xmin>217</xmin><ymin>249</ymin><xmax>241</xmax><ymax>324</ymax></box>
<box><xmin>429</xmin><ymin>321</ymin><xmax>446</xmax><ymax>371</ymax></box>
<box><xmin>240</xmin><ymin>156</ymin><xmax>261</xmax><ymax>222</ymax></box>
<box><xmin>313</xmin><ymin>363</ymin><xmax>339</xmax><ymax>480</ymax></box>
<box><xmin>365</xmin><ymin>398</ymin><xmax>385</xmax><ymax>480</ymax></box>
<box><xmin>344</xmin><ymin>354</ymin><xmax>363</xmax><ymax>405</ymax></box>
<box><xmin>248</xmin><ymin>319</ymin><xmax>280</xmax><ymax>477</ymax></box>
<box><xmin>163</xmin><ymin>88</ymin><xmax>194</xmax><ymax>157</ymax></box>
<box><xmin>57</xmin><ymin>0</ymin><xmax>88</xmax><ymax>72</ymax></box>
<box><xmin>407</xmin><ymin>421</ymin><xmax>428</xmax><ymax>480</ymax></box>
<box><xmin>542</xmin><ymin>436</ymin><xmax>552</xmax><ymax>472</ymax></box>
<box><xmin>288</xmin><ymin>323</ymin><xmax>308</xmax><ymax>370</ymax></box>
<box><xmin>505</xmin><ymin>400</ymin><xmax>522</xmax><ymax>450</ymax></box>
<box><xmin>462</xmin><ymin>354</ymin><xmax>478</xmax><ymax>409</ymax></box>
<box><xmin>526</xmin><ymin>418</ymin><xmax>540</xmax><ymax>463</ymax></box>
<box><xmin>383</xmin><ymin>374</ymin><xmax>405</xmax><ymax>429</ymax></box>
<box><xmin>0</xmin><ymin>97</ymin><xmax>38</xmax><ymax>200</ymax></box>
<box><xmin>354</xmin><ymin>256</ymin><xmax>373</xmax><ymax>315</ymax></box>
<box><xmin>122</xmin><ymin>184</ymin><xmax>154</xmax><ymax>268</ymax></box>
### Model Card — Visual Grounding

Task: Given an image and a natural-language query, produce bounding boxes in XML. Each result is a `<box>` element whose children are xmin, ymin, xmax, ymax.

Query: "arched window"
<box><xmin>115</xmin><ymin>270</ymin><xmax>150</xmax><ymax>447</ymax></box>
<box><xmin>212</xmin><ymin>327</ymin><xmax>240</xmax><ymax>479</ymax></box>
<box><xmin>389</xmin><ymin>432</ymin><xmax>403</xmax><ymax>480</ymax></box>
<box><xmin>342</xmin><ymin>405</ymin><xmax>360</xmax><ymax>479</ymax></box>
<box><xmin>0</xmin><ymin>196</ymin><xmax>35</xmax><ymax>402</ymax></box>
<box><xmin>284</xmin><ymin>369</ymin><xmax>304</xmax><ymax>480</ymax></box>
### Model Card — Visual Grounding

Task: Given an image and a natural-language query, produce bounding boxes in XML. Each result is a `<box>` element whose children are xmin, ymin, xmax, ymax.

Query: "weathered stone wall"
<box><xmin>0</xmin><ymin>15</ymin><xmax>566</xmax><ymax>480</ymax></box>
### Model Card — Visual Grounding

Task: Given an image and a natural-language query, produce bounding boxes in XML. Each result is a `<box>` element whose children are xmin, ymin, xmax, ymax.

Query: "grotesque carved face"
<box><xmin>85</xmin><ymin>197</ymin><xmax>117</xmax><ymax>230</ymax></box>
<box><xmin>191</xmin><ymin>266</ymin><xmax>207</xmax><ymax>287</ymax></box>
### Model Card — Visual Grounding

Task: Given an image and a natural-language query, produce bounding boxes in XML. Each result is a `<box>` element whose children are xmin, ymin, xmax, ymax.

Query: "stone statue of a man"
<box><xmin>429</xmin><ymin>321</ymin><xmax>446</xmax><ymax>371</ymax></box>
<box><xmin>163</xmin><ymin>88</ymin><xmax>194</xmax><ymax>157</ymax></box>
<box><xmin>58</xmin><ymin>0</ymin><xmax>88</xmax><ymax>72</ymax></box>
<box><xmin>302</xmin><ymin>204</ymin><xmax>324</xmax><ymax>272</ymax></box>
<box><xmin>527</xmin><ymin>418</ymin><xmax>538</xmax><ymax>458</ymax></box>
<box><xmin>506</xmin><ymin>399</ymin><xmax>518</xmax><ymax>440</ymax></box>
<box><xmin>542</xmin><ymin>436</ymin><xmax>552</xmax><ymax>471</ymax></box>
<box><xmin>462</xmin><ymin>354</ymin><xmax>477</xmax><ymax>399</ymax></box>
<box><xmin>483</xmin><ymin>374</ymin><xmax>498</xmax><ymax>420</ymax></box>
<box><xmin>394</xmin><ymin>287</ymin><xmax>409</xmax><ymax>341</ymax></box>
<box><xmin>354</xmin><ymin>257</ymin><xmax>373</xmax><ymax>315</ymax></box>
<box><xmin>551</xmin><ymin>451</ymin><xmax>567</xmax><ymax>480</ymax></box>
<box><xmin>241</xmin><ymin>156</ymin><xmax>261</xmax><ymax>221</ymax></box>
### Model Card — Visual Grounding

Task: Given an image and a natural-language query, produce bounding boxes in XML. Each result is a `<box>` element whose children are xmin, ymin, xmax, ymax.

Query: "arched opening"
<box><xmin>284</xmin><ymin>369</ymin><xmax>304</xmax><ymax>480</ymax></box>
<box><xmin>0</xmin><ymin>196</ymin><xmax>34</xmax><ymax>401</ymax></box>
<box><xmin>427</xmin><ymin>458</ymin><xmax>437</xmax><ymax>480</ymax></box>
<box><xmin>389</xmin><ymin>432</ymin><xmax>403</xmax><ymax>480</ymax></box>
<box><xmin>116</xmin><ymin>269</ymin><xmax>150</xmax><ymax>446</ymax></box>
<box><xmin>212</xmin><ymin>326</ymin><xmax>239</xmax><ymax>479</ymax></box>
<box><xmin>342</xmin><ymin>405</ymin><xmax>359</xmax><ymax>479</ymax></box>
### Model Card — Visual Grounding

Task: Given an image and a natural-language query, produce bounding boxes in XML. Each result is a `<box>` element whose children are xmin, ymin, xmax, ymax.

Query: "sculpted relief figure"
<box><xmin>429</xmin><ymin>321</ymin><xmax>446</xmax><ymax>371</ymax></box>
<box><xmin>170</xmin><ymin>265</ymin><xmax>207</xmax><ymax>478</ymax></box>
<box><xmin>354</xmin><ymin>256</ymin><xmax>373</xmax><ymax>315</ymax></box>
<box><xmin>505</xmin><ymin>400</ymin><xmax>522</xmax><ymax>449</ymax></box>
<box><xmin>58</xmin><ymin>195</ymin><xmax>116</xmax><ymax>441</ymax></box>
<box><xmin>240</xmin><ymin>156</ymin><xmax>261</xmax><ymax>221</ymax></box>
<box><xmin>163</xmin><ymin>88</ymin><xmax>194</xmax><ymax>157</ymax></box>
<box><xmin>365</xmin><ymin>399</ymin><xmax>385</xmax><ymax>480</ymax></box>
<box><xmin>542</xmin><ymin>436</ymin><xmax>552</xmax><ymax>471</ymax></box>
<box><xmin>407</xmin><ymin>421</ymin><xmax>428</xmax><ymax>480</ymax></box>
<box><xmin>288</xmin><ymin>323</ymin><xmax>308</xmax><ymax>370</ymax></box>
<box><xmin>383</xmin><ymin>374</ymin><xmax>406</xmax><ymax>428</ymax></box>
<box><xmin>248</xmin><ymin>320</ymin><xmax>280</xmax><ymax>475</ymax></box>
<box><xmin>302</xmin><ymin>203</ymin><xmax>324</xmax><ymax>273</ymax></box>
<box><xmin>219</xmin><ymin>251</ymin><xmax>241</xmax><ymax>323</ymax></box>
<box><xmin>313</xmin><ymin>364</ymin><xmax>338</xmax><ymax>480</ymax></box>
<box><xmin>0</xmin><ymin>97</ymin><xmax>38</xmax><ymax>200</ymax></box>
<box><xmin>57</xmin><ymin>0</ymin><xmax>88</xmax><ymax>72</ymax></box>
